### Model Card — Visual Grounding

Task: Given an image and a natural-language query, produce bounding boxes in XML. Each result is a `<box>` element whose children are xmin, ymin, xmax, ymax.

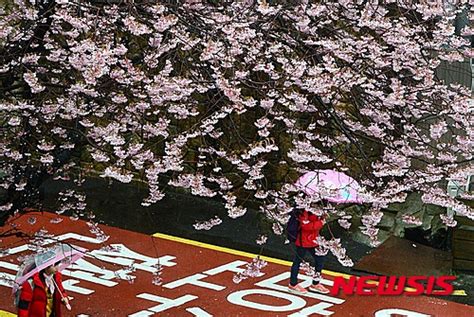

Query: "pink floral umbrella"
<box><xmin>14</xmin><ymin>244</ymin><xmax>86</xmax><ymax>291</ymax></box>
<box><xmin>295</xmin><ymin>169</ymin><xmax>364</xmax><ymax>204</ymax></box>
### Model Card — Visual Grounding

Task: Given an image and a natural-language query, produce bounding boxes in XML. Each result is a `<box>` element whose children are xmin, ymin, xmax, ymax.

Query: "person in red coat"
<box><xmin>288</xmin><ymin>209</ymin><xmax>330</xmax><ymax>294</ymax></box>
<box><xmin>18</xmin><ymin>262</ymin><xmax>71</xmax><ymax>317</ymax></box>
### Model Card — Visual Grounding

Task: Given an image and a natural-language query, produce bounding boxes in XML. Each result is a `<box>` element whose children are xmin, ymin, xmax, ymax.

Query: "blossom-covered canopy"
<box><xmin>1</xmin><ymin>1</ymin><xmax>472</xmax><ymax>248</ymax></box>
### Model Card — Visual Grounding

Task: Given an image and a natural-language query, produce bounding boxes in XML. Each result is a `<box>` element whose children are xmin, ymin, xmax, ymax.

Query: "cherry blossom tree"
<box><xmin>1</xmin><ymin>0</ymin><xmax>473</xmax><ymax>261</ymax></box>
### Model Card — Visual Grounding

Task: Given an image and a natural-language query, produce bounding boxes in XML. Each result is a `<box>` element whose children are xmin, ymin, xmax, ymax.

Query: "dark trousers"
<box><xmin>290</xmin><ymin>246</ymin><xmax>326</xmax><ymax>286</ymax></box>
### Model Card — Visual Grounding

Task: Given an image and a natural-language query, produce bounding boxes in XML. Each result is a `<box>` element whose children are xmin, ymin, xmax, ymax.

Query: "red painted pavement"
<box><xmin>0</xmin><ymin>212</ymin><xmax>473</xmax><ymax>316</ymax></box>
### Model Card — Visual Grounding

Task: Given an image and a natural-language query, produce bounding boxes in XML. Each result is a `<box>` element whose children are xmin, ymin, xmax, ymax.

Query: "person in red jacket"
<box><xmin>288</xmin><ymin>208</ymin><xmax>330</xmax><ymax>294</ymax></box>
<box><xmin>18</xmin><ymin>262</ymin><xmax>71</xmax><ymax>317</ymax></box>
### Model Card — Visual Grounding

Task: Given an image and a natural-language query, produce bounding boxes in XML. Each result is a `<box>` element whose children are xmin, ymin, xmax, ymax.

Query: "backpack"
<box><xmin>286</xmin><ymin>208</ymin><xmax>302</xmax><ymax>243</ymax></box>
<box><xmin>14</xmin><ymin>278</ymin><xmax>34</xmax><ymax>307</ymax></box>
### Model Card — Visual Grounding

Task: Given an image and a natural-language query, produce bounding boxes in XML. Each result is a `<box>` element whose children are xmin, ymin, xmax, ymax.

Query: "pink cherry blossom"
<box><xmin>0</xmin><ymin>1</ymin><xmax>472</xmax><ymax>266</ymax></box>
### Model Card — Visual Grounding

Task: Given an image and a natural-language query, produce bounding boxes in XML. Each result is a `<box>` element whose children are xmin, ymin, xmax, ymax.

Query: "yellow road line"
<box><xmin>0</xmin><ymin>310</ymin><xmax>15</xmax><ymax>317</ymax></box>
<box><xmin>153</xmin><ymin>232</ymin><xmax>349</xmax><ymax>279</ymax></box>
<box><xmin>153</xmin><ymin>232</ymin><xmax>467</xmax><ymax>296</ymax></box>
<box><xmin>446</xmin><ymin>290</ymin><xmax>466</xmax><ymax>296</ymax></box>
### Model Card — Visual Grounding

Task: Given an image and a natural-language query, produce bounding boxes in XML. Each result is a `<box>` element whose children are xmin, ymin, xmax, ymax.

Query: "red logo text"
<box><xmin>330</xmin><ymin>275</ymin><xmax>456</xmax><ymax>296</ymax></box>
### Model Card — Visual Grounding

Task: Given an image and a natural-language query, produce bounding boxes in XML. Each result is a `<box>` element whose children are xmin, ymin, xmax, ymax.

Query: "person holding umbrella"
<box><xmin>287</xmin><ymin>204</ymin><xmax>330</xmax><ymax>294</ymax></box>
<box><xmin>17</xmin><ymin>262</ymin><xmax>71</xmax><ymax>317</ymax></box>
<box><xmin>288</xmin><ymin>169</ymin><xmax>365</xmax><ymax>294</ymax></box>
<box><xmin>14</xmin><ymin>244</ymin><xmax>85</xmax><ymax>316</ymax></box>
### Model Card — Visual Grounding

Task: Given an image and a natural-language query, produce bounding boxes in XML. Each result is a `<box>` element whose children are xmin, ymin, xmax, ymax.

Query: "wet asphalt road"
<box><xmin>38</xmin><ymin>177</ymin><xmax>473</xmax><ymax>305</ymax></box>
<box><xmin>39</xmin><ymin>178</ymin><xmax>370</xmax><ymax>273</ymax></box>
